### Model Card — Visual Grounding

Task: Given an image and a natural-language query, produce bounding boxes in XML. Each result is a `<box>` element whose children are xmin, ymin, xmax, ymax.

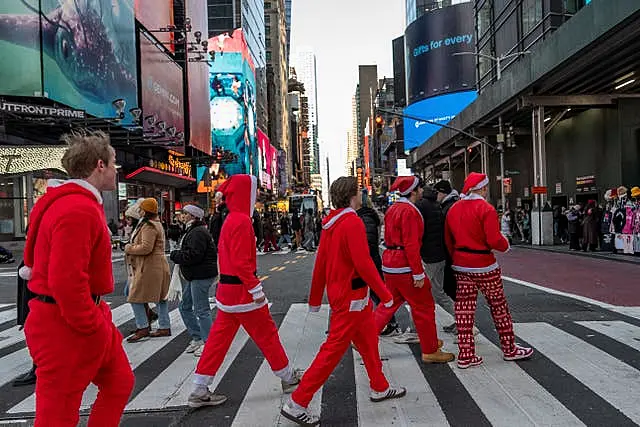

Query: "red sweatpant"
<box><xmin>374</xmin><ymin>273</ymin><xmax>439</xmax><ymax>354</ymax></box>
<box><xmin>25</xmin><ymin>300</ymin><xmax>134</xmax><ymax>427</ymax></box>
<box><xmin>292</xmin><ymin>302</ymin><xmax>389</xmax><ymax>408</ymax></box>
<box><xmin>196</xmin><ymin>305</ymin><xmax>289</xmax><ymax>377</ymax></box>
<box><xmin>454</xmin><ymin>268</ymin><xmax>516</xmax><ymax>361</ymax></box>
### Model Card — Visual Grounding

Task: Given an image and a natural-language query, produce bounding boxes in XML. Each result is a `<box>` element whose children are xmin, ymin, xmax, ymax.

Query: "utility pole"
<box><xmin>326</xmin><ymin>156</ymin><xmax>331</xmax><ymax>207</ymax></box>
<box><xmin>498</xmin><ymin>116</ymin><xmax>506</xmax><ymax>211</ymax></box>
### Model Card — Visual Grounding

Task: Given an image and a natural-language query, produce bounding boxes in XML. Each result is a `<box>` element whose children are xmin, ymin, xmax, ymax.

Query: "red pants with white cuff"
<box><xmin>374</xmin><ymin>273</ymin><xmax>439</xmax><ymax>354</ymax></box>
<box><xmin>25</xmin><ymin>300</ymin><xmax>134</xmax><ymax>427</ymax></box>
<box><xmin>291</xmin><ymin>302</ymin><xmax>389</xmax><ymax>408</ymax></box>
<box><xmin>195</xmin><ymin>305</ymin><xmax>291</xmax><ymax>383</ymax></box>
<box><xmin>454</xmin><ymin>268</ymin><xmax>516</xmax><ymax>361</ymax></box>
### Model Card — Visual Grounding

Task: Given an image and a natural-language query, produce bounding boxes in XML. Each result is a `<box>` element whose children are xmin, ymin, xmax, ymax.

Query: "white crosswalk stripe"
<box><xmin>0</xmin><ymin>302</ymin><xmax>639</xmax><ymax>425</ymax></box>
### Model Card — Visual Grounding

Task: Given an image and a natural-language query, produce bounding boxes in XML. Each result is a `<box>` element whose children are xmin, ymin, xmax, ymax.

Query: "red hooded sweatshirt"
<box><xmin>309</xmin><ymin>208</ymin><xmax>392</xmax><ymax>313</ymax></box>
<box><xmin>215</xmin><ymin>175</ymin><xmax>266</xmax><ymax>313</ymax></box>
<box><xmin>21</xmin><ymin>180</ymin><xmax>114</xmax><ymax>335</ymax></box>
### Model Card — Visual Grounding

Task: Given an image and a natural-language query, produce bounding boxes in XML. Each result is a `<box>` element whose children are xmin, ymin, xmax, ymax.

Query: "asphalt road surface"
<box><xmin>0</xmin><ymin>247</ymin><xmax>639</xmax><ymax>426</ymax></box>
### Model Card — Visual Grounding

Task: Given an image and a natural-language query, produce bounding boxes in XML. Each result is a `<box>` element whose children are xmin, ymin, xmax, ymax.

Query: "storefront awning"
<box><xmin>0</xmin><ymin>146</ymin><xmax>66</xmax><ymax>175</ymax></box>
<box><xmin>125</xmin><ymin>167</ymin><xmax>196</xmax><ymax>189</ymax></box>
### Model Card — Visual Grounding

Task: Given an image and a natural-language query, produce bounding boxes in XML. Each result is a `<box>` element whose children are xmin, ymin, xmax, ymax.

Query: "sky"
<box><xmin>290</xmin><ymin>0</ymin><xmax>405</xmax><ymax>199</ymax></box>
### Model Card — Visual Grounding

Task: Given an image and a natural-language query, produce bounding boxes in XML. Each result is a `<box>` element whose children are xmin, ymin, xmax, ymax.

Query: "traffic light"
<box><xmin>375</xmin><ymin>116</ymin><xmax>384</xmax><ymax>137</ymax></box>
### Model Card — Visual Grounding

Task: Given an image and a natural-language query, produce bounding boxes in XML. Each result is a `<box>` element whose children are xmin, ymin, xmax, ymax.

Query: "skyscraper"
<box><xmin>345</xmin><ymin>95</ymin><xmax>359</xmax><ymax>176</ymax></box>
<box><xmin>292</xmin><ymin>49</ymin><xmax>320</xmax><ymax>174</ymax></box>
<box><xmin>405</xmin><ymin>0</ymin><xmax>471</xmax><ymax>25</ymax></box>
<box><xmin>285</xmin><ymin>0</ymin><xmax>292</xmax><ymax>62</ymax></box>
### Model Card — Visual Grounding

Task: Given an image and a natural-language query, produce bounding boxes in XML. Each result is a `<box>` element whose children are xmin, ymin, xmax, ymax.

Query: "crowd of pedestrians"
<box><xmin>13</xmin><ymin>129</ymin><xmax>532</xmax><ymax>427</ymax></box>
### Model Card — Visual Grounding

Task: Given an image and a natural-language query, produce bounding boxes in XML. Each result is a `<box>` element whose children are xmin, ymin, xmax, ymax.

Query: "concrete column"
<box><xmin>481</xmin><ymin>139</ymin><xmax>490</xmax><ymax>201</ymax></box>
<box><xmin>464</xmin><ymin>147</ymin><xmax>469</xmax><ymax>177</ymax></box>
<box><xmin>531</xmin><ymin>106</ymin><xmax>553</xmax><ymax>245</ymax></box>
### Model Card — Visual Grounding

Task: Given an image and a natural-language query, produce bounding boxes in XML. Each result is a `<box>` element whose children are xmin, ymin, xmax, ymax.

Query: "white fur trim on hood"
<box><xmin>47</xmin><ymin>179</ymin><xmax>103</xmax><ymax>205</ymax></box>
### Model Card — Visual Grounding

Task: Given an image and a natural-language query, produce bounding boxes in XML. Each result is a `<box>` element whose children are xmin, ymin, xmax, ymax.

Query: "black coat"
<box><xmin>16</xmin><ymin>261</ymin><xmax>34</xmax><ymax>327</ymax></box>
<box><xmin>357</xmin><ymin>207</ymin><xmax>383</xmax><ymax>274</ymax></box>
<box><xmin>415</xmin><ymin>196</ymin><xmax>446</xmax><ymax>263</ymax></box>
<box><xmin>170</xmin><ymin>221</ymin><xmax>218</xmax><ymax>281</ymax></box>
<box><xmin>209</xmin><ymin>204</ymin><xmax>229</xmax><ymax>245</ymax></box>
<box><xmin>440</xmin><ymin>191</ymin><xmax>460</xmax><ymax>218</ymax></box>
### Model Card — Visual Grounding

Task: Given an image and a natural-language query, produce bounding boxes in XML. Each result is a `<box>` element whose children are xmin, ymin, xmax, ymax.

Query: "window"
<box><xmin>522</xmin><ymin>0</ymin><xmax>543</xmax><ymax>34</ymax></box>
<box><xmin>266</xmin><ymin>51</ymin><xmax>272</xmax><ymax>62</ymax></box>
<box><xmin>265</xmin><ymin>1</ymin><xmax>272</xmax><ymax>9</ymax></box>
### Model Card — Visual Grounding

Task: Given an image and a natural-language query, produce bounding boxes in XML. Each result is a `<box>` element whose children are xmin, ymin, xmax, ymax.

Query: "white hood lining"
<box><xmin>47</xmin><ymin>179</ymin><xmax>103</xmax><ymax>204</ymax></box>
<box><xmin>323</xmin><ymin>208</ymin><xmax>355</xmax><ymax>229</ymax></box>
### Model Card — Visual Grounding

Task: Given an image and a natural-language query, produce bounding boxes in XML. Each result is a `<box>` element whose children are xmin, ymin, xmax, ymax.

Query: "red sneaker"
<box><xmin>457</xmin><ymin>355</ymin><xmax>483</xmax><ymax>369</ymax></box>
<box><xmin>504</xmin><ymin>345</ymin><xmax>534</xmax><ymax>361</ymax></box>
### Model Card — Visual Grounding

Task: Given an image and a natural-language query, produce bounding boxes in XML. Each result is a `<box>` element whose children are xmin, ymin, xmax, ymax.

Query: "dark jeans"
<box><xmin>569</xmin><ymin>233</ymin><xmax>581</xmax><ymax>250</ymax></box>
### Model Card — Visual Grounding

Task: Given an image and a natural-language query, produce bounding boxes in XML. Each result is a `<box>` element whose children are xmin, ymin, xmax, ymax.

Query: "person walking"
<box><xmin>125</xmin><ymin>198</ymin><xmax>172</xmax><ymax>342</ymax></box>
<box><xmin>20</xmin><ymin>131</ymin><xmax>134</xmax><ymax>426</ymax></box>
<box><xmin>291</xmin><ymin>212</ymin><xmax>302</xmax><ymax>251</ymax></box>
<box><xmin>189</xmin><ymin>175</ymin><xmax>301</xmax><ymax>408</ymax></box>
<box><xmin>416</xmin><ymin>185</ymin><xmax>455</xmax><ymax>330</ymax></box>
<box><xmin>374</xmin><ymin>176</ymin><xmax>455</xmax><ymax>364</ymax></box>
<box><xmin>171</xmin><ymin>204</ymin><xmax>218</xmax><ymax>357</ymax></box>
<box><xmin>278</xmin><ymin>214</ymin><xmax>293</xmax><ymax>250</ymax></box>
<box><xmin>567</xmin><ymin>205</ymin><xmax>582</xmax><ymax>250</ymax></box>
<box><xmin>582</xmin><ymin>200</ymin><xmax>600</xmax><ymax>252</ymax></box>
<box><xmin>281</xmin><ymin>177</ymin><xmax>405</xmax><ymax>426</ymax></box>
<box><xmin>302</xmin><ymin>209</ymin><xmax>316</xmax><ymax>251</ymax></box>
<box><xmin>357</xmin><ymin>192</ymin><xmax>399</xmax><ymax>336</ymax></box>
<box><xmin>445</xmin><ymin>172</ymin><xmax>533</xmax><ymax>369</ymax></box>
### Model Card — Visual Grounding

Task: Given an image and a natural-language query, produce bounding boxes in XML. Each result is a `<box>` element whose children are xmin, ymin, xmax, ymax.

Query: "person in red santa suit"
<box><xmin>373</xmin><ymin>176</ymin><xmax>455</xmax><ymax>364</ymax></box>
<box><xmin>281</xmin><ymin>176</ymin><xmax>406</xmax><ymax>426</ymax></box>
<box><xmin>445</xmin><ymin>172</ymin><xmax>533</xmax><ymax>369</ymax></box>
<box><xmin>189</xmin><ymin>174</ymin><xmax>301</xmax><ymax>408</ymax></box>
<box><xmin>21</xmin><ymin>131</ymin><xmax>134</xmax><ymax>426</ymax></box>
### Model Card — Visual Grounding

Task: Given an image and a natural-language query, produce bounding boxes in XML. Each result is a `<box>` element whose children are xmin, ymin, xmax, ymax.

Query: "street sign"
<box><xmin>532</xmin><ymin>186</ymin><xmax>547</xmax><ymax>195</ymax></box>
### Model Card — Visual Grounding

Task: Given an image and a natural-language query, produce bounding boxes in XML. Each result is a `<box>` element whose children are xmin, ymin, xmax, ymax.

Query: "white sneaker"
<box><xmin>185</xmin><ymin>339</ymin><xmax>203</xmax><ymax>354</ymax></box>
<box><xmin>393</xmin><ymin>331</ymin><xmax>420</xmax><ymax>344</ymax></box>
<box><xmin>188</xmin><ymin>388</ymin><xmax>227</xmax><ymax>408</ymax></box>
<box><xmin>280</xmin><ymin>401</ymin><xmax>320</xmax><ymax>426</ymax></box>
<box><xmin>194</xmin><ymin>344</ymin><xmax>205</xmax><ymax>357</ymax></box>
<box><xmin>282</xmin><ymin>368</ymin><xmax>305</xmax><ymax>393</ymax></box>
<box><xmin>370</xmin><ymin>385</ymin><xmax>407</xmax><ymax>402</ymax></box>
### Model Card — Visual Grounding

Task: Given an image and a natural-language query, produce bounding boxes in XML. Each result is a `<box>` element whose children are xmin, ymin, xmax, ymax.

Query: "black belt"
<box><xmin>220</xmin><ymin>272</ymin><xmax>257</xmax><ymax>285</ymax></box>
<box><xmin>385</xmin><ymin>245</ymin><xmax>405</xmax><ymax>250</ymax></box>
<box><xmin>36</xmin><ymin>294</ymin><xmax>101</xmax><ymax>305</ymax></box>
<box><xmin>456</xmin><ymin>247</ymin><xmax>492</xmax><ymax>255</ymax></box>
<box><xmin>351</xmin><ymin>277</ymin><xmax>367</xmax><ymax>290</ymax></box>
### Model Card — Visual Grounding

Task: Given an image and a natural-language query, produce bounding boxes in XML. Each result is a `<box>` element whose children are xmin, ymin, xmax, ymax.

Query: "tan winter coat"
<box><xmin>125</xmin><ymin>220</ymin><xmax>170</xmax><ymax>303</ymax></box>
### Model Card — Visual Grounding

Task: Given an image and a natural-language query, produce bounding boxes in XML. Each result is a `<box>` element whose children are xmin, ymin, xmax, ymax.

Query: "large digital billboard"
<box><xmin>186</xmin><ymin>0</ymin><xmax>212</xmax><ymax>155</ymax></box>
<box><xmin>0</xmin><ymin>0</ymin><xmax>138</xmax><ymax>121</ymax></box>
<box><xmin>0</xmin><ymin>3</ymin><xmax>42</xmax><ymax>96</ymax></box>
<box><xmin>403</xmin><ymin>90</ymin><xmax>478</xmax><ymax>152</ymax></box>
<box><xmin>134</xmin><ymin>0</ymin><xmax>174</xmax><ymax>51</ymax></box>
<box><xmin>139</xmin><ymin>31</ymin><xmax>184</xmax><ymax>145</ymax></box>
<box><xmin>257</xmin><ymin>129</ymin><xmax>278</xmax><ymax>190</ymax></box>
<box><xmin>404</xmin><ymin>2</ymin><xmax>475</xmax><ymax>104</ymax></box>
<box><xmin>209</xmin><ymin>29</ymin><xmax>258</xmax><ymax>177</ymax></box>
<box><xmin>42</xmin><ymin>0</ymin><xmax>138</xmax><ymax>123</ymax></box>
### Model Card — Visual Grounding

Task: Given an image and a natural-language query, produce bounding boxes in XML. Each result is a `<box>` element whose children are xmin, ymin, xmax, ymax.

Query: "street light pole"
<box><xmin>498</xmin><ymin>116</ymin><xmax>506</xmax><ymax>211</ymax></box>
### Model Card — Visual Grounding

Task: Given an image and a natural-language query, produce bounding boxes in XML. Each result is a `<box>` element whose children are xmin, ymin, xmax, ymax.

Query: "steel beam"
<box><xmin>518</xmin><ymin>95</ymin><xmax>615</xmax><ymax>108</ymax></box>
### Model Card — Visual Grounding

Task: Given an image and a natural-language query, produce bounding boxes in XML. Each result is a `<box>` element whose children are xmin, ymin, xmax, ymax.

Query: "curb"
<box><xmin>513</xmin><ymin>244</ymin><xmax>640</xmax><ymax>266</ymax></box>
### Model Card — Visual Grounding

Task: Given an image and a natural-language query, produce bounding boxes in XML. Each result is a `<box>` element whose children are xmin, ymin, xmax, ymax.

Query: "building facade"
<box><xmin>406</xmin><ymin>0</ymin><xmax>471</xmax><ymax>25</ymax></box>
<box><xmin>292</xmin><ymin>49</ymin><xmax>320</xmax><ymax>174</ymax></box>
<box><xmin>288</xmin><ymin>68</ymin><xmax>311</xmax><ymax>187</ymax></box>
<box><xmin>285</xmin><ymin>0</ymin><xmax>293</xmax><ymax>62</ymax></box>
<box><xmin>265</xmin><ymin>0</ymin><xmax>291</xmax><ymax>188</ymax></box>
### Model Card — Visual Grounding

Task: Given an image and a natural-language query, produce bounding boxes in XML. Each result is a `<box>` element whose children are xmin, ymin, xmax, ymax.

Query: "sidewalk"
<box><xmin>512</xmin><ymin>242</ymin><xmax>640</xmax><ymax>265</ymax></box>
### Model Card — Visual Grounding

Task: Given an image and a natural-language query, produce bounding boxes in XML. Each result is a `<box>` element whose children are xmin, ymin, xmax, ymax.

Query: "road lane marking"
<box><xmin>232</xmin><ymin>304</ymin><xmax>328</xmax><ymax>426</ymax></box>
<box><xmin>435</xmin><ymin>308</ymin><xmax>584</xmax><ymax>427</ymax></box>
<box><xmin>270</xmin><ymin>266</ymin><xmax>279</xmax><ymax>272</ymax></box>
<box><xmin>517</xmin><ymin>322</ymin><xmax>640</xmax><ymax>424</ymax></box>
<box><xmin>354</xmin><ymin>330</ymin><xmax>449</xmax><ymax>426</ymax></box>
<box><xmin>576</xmin><ymin>320</ymin><xmax>640</xmax><ymax>352</ymax></box>
<box><xmin>503</xmin><ymin>276</ymin><xmax>640</xmax><ymax>320</ymax></box>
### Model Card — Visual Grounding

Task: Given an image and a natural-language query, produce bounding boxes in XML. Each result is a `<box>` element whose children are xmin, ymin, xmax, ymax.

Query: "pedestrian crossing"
<box><xmin>0</xmin><ymin>301</ymin><xmax>640</xmax><ymax>426</ymax></box>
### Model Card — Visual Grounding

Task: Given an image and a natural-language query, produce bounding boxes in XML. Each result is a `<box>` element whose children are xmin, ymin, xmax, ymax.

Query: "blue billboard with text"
<box><xmin>403</xmin><ymin>91</ymin><xmax>478</xmax><ymax>152</ymax></box>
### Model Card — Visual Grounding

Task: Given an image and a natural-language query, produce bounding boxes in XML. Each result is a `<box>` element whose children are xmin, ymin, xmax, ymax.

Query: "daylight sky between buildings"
<box><xmin>291</xmin><ymin>0</ymin><xmax>404</xmax><ymax>195</ymax></box>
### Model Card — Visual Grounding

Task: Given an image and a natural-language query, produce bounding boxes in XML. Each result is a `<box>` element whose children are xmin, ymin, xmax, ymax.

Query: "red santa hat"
<box><xmin>391</xmin><ymin>176</ymin><xmax>420</xmax><ymax>196</ymax></box>
<box><xmin>461</xmin><ymin>172</ymin><xmax>489</xmax><ymax>195</ymax></box>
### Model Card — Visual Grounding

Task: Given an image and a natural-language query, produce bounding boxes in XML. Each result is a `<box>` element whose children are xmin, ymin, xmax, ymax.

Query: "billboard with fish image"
<box><xmin>0</xmin><ymin>0</ymin><xmax>138</xmax><ymax>124</ymax></box>
<box><xmin>209</xmin><ymin>29</ymin><xmax>258</xmax><ymax>177</ymax></box>
<box><xmin>0</xmin><ymin>2</ymin><xmax>42</xmax><ymax>96</ymax></box>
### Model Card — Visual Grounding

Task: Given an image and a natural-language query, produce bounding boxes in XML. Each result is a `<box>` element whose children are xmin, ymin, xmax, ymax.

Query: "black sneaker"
<box><xmin>380</xmin><ymin>324</ymin><xmax>400</xmax><ymax>337</ymax></box>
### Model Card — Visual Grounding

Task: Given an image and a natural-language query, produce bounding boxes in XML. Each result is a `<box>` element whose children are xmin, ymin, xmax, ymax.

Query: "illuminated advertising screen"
<box><xmin>405</xmin><ymin>2</ymin><xmax>475</xmax><ymax>104</ymax></box>
<box><xmin>209</xmin><ymin>29</ymin><xmax>258</xmax><ymax>177</ymax></box>
<box><xmin>257</xmin><ymin>129</ymin><xmax>271</xmax><ymax>189</ymax></box>
<box><xmin>134</xmin><ymin>0</ymin><xmax>174</xmax><ymax>51</ymax></box>
<box><xmin>0</xmin><ymin>3</ymin><xmax>42</xmax><ymax>96</ymax></box>
<box><xmin>140</xmin><ymin>31</ymin><xmax>184</xmax><ymax>146</ymax></box>
<box><xmin>0</xmin><ymin>0</ymin><xmax>138</xmax><ymax>122</ymax></box>
<box><xmin>403</xmin><ymin>90</ymin><xmax>478</xmax><ymax>152</ymax></box>
<box><xmin>186</xmin><ymin>0</ymin><xmax>212</xmax><ymax>155</ymax></box>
